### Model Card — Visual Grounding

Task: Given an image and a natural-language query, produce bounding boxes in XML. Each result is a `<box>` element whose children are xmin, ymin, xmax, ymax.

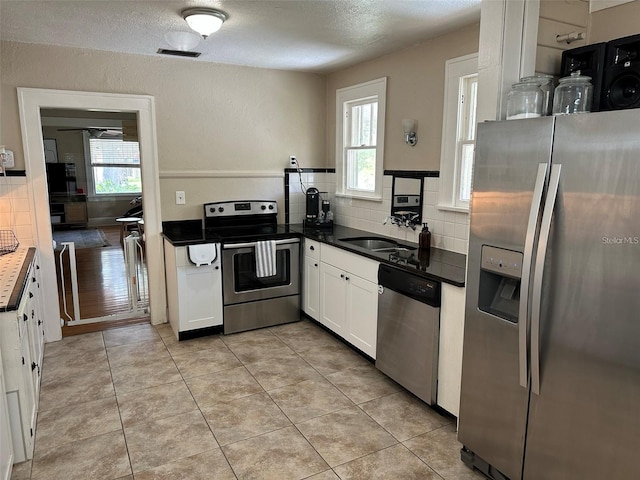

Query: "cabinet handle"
<box><xmin>340</xmin><ymin>274</ymin><xmax>344</xmax><ymax>279</ymax></box>
<box><xmin>310</xmin><ymin>246</ymin><xmax>315</xmax><ymax>251</ymax></box>
<box><xmin>314</xmin><ymin>263</ymin><xmax>318</xmax><ymax>267</ymax></box>
<box><xmin>29</xmin><ymin>292</ymin><xmax>34</xmax><ymax>298</ymax></box>
<box><xmin>38</xmin><ymin>320</ymin><xmax>42</xmax><ymax>326</ymax></box>
<box><xmin>23</xmin><ymin>314</ymin><xmax>28</xmax><ymax>322</ymax></box>
<box><xmin>345</xmin><ymin>276</ymin><xmax>350</xmax><ymax>281</ymax></box>
<box><xmin>32</xmin><ymin>277</ymin><xmax>36</xmax><ymax>282</ymax></box>
<box><xmin>31</xmin><ymin>362</ymin><xmax>37</xmax><ymax>371</ymax></box>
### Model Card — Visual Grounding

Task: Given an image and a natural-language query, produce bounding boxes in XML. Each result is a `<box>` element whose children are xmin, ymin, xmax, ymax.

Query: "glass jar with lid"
<box><xmin>506</xmin><ymin>82</ymin><xmax>544</xmax><ymax>120</ymax></box>
<box><xmin>552</xmin><ymin>71</ymin><xmax>593</xmax><ymax>115</ymax></box>
<box><xmin>521</xmin><ymin>74</ymin><xmax>555</xmax><ymax>116</ymax></box>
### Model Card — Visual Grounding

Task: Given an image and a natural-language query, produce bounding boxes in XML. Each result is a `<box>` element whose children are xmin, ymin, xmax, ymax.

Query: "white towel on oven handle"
<box><xmin>255</xmin><ymin>240</ymin><xmax>277</xmax><ymax>277</ymax></box>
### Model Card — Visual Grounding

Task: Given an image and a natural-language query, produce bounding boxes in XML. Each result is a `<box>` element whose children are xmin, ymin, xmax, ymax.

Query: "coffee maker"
<box><xmin>304</xmin><ymin>187</ymin><xmax>333</xmax><ymax>230</ymax></box>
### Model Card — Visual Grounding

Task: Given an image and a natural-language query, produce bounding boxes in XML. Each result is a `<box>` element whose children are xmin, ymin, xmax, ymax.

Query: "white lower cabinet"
<box><xmin>318</xmin><ymin>244</ymin><xmax>378</xmax><ymax>358</ymax></box>
<box><xmin>0</xmin><ymin>353</ymin><xmax>13</xmax><ymax>480</ymax></box>
<box><xmin>302</xmin><ymin>239</ymin><xmax>320</xmax><ymax>320</ymax></box>
<box><xmin>437</xmin><ymin>283</ymin><xmax>466</xmax><ymax>417</ymax></box>
<box><xmin>344</xmin><ymin>273</ymin><xmax>378</xmax><ymax>358</ymax></box>
<box><xmin>0</xmin><ymin>250</ymin><xmax>42</xmax><ymax>465</ymax></box>
<box><xmin>164</xmin><ymin>240</ymin><xmax>223</xmax><ymax>338</ymax></box>
<box><xmin>318</xmin><ymin>262</ymin><xmax>348</xmax><ymax>336</ymax></box>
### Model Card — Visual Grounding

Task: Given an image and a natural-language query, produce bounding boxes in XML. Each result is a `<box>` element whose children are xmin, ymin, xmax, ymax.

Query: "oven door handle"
<box><xmin>223</xmin><ymin>238</ymin><xmax>300</xmax><ymax>249</ymax></box>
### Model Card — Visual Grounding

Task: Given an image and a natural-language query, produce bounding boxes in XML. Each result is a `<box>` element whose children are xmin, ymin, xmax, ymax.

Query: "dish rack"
<box><xmin>0</xmin><ymin>230</ymin><xmax>19</xmax><ymax>256</ymax></box>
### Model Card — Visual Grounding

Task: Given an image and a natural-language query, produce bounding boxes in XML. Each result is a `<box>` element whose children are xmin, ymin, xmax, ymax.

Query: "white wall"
<box><xmin>1</xmin><ymin>41</ymin><xmax>327</xmax><ymax>222</ymax></box>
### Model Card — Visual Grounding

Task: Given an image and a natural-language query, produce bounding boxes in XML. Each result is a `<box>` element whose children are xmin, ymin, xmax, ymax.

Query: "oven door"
<box><xmin>222</xmin><ymin>238</ymin><xmax>300</xmax><ymax>305</ymax></box>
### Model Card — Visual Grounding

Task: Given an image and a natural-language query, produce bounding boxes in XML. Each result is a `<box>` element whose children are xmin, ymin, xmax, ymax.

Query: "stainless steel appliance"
<box><xmin>376</xmin><ymin>264</ymin><xmax>440</xmax><ymax>405</ymax></box>
<box><xmin>459</xmin><ymin>111</ymin><xmax>640</xmax><ymax>480</ymax></box>
<box><xmin>204</xmin><ymin>200</ymin><xmax>300</xmax><ymax>335</ymax></box>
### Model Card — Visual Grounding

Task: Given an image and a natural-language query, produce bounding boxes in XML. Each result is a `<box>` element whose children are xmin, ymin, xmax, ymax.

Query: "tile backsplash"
<box><xmin>0</xmin><ymin>175</ymin><xmax>36</xmax><ymax>247</ymax></box>
<box><xmin>285</xmin><ymin>170</ymin><xmax>469</xmax><ymax>255</ymax></box>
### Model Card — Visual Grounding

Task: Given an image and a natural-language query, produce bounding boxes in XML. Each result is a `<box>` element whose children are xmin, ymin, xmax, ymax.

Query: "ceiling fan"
<box><xmin>56</xmin><ymin>127</ymin><xmax>124</xmax><ymax>138</ymax></box>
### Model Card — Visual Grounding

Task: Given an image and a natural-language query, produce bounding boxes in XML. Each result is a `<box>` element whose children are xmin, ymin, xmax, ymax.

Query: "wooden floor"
<box><xmin>56</xmin><ymin>225</ymin><xmax>150</xmax><ymax>336</ymax></box>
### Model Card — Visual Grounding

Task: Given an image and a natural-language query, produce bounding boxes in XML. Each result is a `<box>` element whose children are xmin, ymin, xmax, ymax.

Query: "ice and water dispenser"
<box><xmin>478</xmin><ymin>245</ymin><xmax>523</xmax><ymax>323</ymax></box>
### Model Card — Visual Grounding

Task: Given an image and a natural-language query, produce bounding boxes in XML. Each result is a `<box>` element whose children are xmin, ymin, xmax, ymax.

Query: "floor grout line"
<box><xmin>25</xmin><ymin>319</ymin><xmax>472</xmax><ymax>480</ymax></box>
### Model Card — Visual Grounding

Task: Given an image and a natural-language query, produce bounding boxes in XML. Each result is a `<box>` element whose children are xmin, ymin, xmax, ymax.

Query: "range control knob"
<box><xmin>268</xmin><ymin>204</ymin><xmax>274</xmax><ymax>210</ymax></box>
<box><xmin>218</xmin><ymin>207</ymin><xmax>224</xmax><ymax>213</ymax></box>
<box><xmin>209</xmin><ymin>207</ymin><xmax>215</xmax><ymax>213</ymax></box>
<box><xmin>261</xmin><ymin>205</ymin><xmax>267</xmax><ymax>210</ymax></box>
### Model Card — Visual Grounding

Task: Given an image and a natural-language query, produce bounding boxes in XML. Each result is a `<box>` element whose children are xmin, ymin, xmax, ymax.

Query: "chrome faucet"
<box><xmin>383</xmin><ymin>213</ymin><xmax>420</xmax><ymax>230</ymax></box>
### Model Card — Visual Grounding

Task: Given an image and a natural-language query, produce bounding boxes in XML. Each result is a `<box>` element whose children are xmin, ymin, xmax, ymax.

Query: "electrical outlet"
<box><xmin>175</xmin><ymin>191</ymin><xmax>186</xmax><ymax>205</ymax></box>
<box><xmin>289</xmin><ymin>155</ymin><xmax>297</xmax><ymax>167</ymax></box>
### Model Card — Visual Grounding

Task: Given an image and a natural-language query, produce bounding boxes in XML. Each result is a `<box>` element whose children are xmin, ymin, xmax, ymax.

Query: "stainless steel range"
<box><xmin>204</xmin><ymin>200</ymin><xmax>300</xmax><ymax>334</ymax></box>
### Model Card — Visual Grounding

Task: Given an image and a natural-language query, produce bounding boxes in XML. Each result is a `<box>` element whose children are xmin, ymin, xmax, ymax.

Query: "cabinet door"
<box><xmin>18</xmin><ymin>331</ymin><xmax>36</xmax><ymax>460</ymax></box>
<box><xmin>346</xmin><ymin>275</ymin><xmax>378</xmax><ymax>358</ymax></box>
<box><xmin>303</xmin><ymin>255</ymin><xmax>320</xmax><ymax>320</ymax></box>
<box><xmin>177</xmin><ymin>266</ymin><xmax>223</xmax><ymax>331</ymax></box>
<box><xmin>319</xmin><ymin>262</ymin><xmax>347</xmax><ymax>335</ymax></box>
<box><xmin>0</xmin><ymin>356</ymin><xmax>14</xmax><ymax>480</ymax></box>
<box><xmin>437</xmin><ymin>284</ymin><xmax>466</xmax><ymax>417</ymax></box>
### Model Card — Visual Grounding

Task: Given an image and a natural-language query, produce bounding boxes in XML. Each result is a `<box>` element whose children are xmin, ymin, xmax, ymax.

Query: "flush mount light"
<box><xmin>164</xmin><ymin>31</ymin><xmax>202</xmax><ymax>51</ymax></box>
<box><xmin>182</xmin><ymin>7</ymin><xmax>228</xmax><ymax>38</ymax></box>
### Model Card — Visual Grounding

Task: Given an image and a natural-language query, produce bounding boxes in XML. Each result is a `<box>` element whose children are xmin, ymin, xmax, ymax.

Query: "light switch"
<box><xmin>175</xmin><ymin>191</ymin><xmax>186</xmax><ymax>205</ymax></box>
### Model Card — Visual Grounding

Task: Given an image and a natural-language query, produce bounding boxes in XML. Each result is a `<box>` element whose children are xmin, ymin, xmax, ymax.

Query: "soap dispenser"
<box><xmin>419</xmin><ymin>223</ymin><xmax>431</xmax><ymax>251</ymax></box>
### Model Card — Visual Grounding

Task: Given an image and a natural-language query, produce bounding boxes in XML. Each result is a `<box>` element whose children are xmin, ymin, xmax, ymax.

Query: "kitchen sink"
<box><xmin>338</xmin><ymin>236</ymin><xmax>417</xmax><ymax>252</ymax></box>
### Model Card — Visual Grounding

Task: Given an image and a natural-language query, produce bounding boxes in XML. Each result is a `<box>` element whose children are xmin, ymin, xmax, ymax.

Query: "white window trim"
<box><xmin>438</xmin><ymin>53</ymin><xmax>478</xmax><ymax>212</ymax></box>
<box><xmin>335</xmin><ymin>77</ymin><xmax>387</xmax><ymax>201</ymax></box>
<box><xmin>83</xmin><ymin>131</ymin><xmax>142</xmax><ymax>200</ymax></box>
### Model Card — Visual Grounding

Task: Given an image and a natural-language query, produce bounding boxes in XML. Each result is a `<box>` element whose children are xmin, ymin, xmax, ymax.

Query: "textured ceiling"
<box><xmin>0</xmin><ymin>0</ymin><xmax>481</xmax><ymax>73</ymax></box>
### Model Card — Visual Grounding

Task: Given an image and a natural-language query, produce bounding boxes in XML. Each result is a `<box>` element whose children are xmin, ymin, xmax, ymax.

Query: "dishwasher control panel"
<box><xmin>378</xmin><ymin>264</ymin><xmax>440</xmax><ymax>307</ymax></box>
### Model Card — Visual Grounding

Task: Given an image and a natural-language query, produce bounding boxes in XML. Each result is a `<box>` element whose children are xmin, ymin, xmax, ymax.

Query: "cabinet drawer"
<box><xmin>304</xmin><ymin>239</ymin><xmax>320</xmax><ymax>261</ymax></box>
<box><xmin>320</xmin><ymin>244</ymin><xmax>378</xmax><ymax>283</ymax></box>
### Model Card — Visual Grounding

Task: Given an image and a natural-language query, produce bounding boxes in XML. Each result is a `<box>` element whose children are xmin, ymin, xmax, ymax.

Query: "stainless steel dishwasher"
<box><xmin>376</xmin><ymin>263</ymin><xmax>441</xmax><ymax>405</ymax></box>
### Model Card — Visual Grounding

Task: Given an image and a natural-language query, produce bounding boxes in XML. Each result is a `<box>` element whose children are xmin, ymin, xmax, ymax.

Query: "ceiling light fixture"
<box><xmin>164</xmin><ymin>31</ymin><xmax>202</xmax><ymax>51</ymax></box>
<box><xmin>182</xmin><ymin>7</ymin><xmax>228</xmax><ymax>38</ymax></box>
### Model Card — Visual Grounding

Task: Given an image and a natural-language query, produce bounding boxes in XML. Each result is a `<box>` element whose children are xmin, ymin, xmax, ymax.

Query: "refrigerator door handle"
<box><xmin>518</xmin><ymin>163</ymin><xmax>548</xmax><ymax>388</ymax></box>
<box><xmin>531</xmin><ymin>163</ymin><xmax>562</xmax><ymax>395</ymax></box>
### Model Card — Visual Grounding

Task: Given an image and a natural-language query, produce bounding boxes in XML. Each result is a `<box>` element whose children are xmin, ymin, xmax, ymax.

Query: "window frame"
<box><xmin>83</xmin><ymin>132</ymin><xmax>142</xmax><ymax>199</ymax></box>
<box><xmin>335</xmin><ymin>77</ymin><xmax>387</xmax><ymax>201</ymax></box>
<box><xmin>438</xmin><ymin>53</ymin><xmax>479</xmax><ymax>212</ymax></box>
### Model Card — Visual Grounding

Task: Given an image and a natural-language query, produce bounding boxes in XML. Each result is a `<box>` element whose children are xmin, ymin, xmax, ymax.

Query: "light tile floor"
<box><xmin>11</xmin><ymin>319</ymin><xmax>484</xmax><ymax>480</ymax></box>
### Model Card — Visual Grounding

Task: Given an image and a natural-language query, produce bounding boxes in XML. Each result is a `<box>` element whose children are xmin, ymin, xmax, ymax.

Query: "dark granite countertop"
<box><xmin>289</xmin><ymin>224</ymin><xmax>466</xmax><ymax>287</ymax></box>
<box><xmin>161</xmin><ymin>220</ymin><xmax>466</xmax><ymax>287</ymax></box>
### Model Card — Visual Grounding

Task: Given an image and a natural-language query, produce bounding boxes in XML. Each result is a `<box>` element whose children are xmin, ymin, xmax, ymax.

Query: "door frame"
<box><xmin>17</xmin><ymin>88</ymin><xmax>166</xmax><ymax>342</ymax></box>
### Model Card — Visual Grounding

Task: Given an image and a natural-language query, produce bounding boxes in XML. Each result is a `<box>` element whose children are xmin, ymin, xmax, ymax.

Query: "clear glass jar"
<box><xmin>521</xmin><ymin>74</ymin><xmax>555</xmax><ymax>116</ymax></box>
<box><xmin>552</xmin><ymin>71</ymin><xmax>593</xmax><ymax>115</ymax></box>
<box><xmin>506</xmin><ymin>82</ymin><xmax>544</xmax><ymax>120</ymax></box>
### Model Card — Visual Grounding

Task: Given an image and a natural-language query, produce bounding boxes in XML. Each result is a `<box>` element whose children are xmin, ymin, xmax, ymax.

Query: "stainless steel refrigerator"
<box><xmin>458</xmin><ymin>110</ymin><xmax>640</xmax><ymax>480</ymax></box>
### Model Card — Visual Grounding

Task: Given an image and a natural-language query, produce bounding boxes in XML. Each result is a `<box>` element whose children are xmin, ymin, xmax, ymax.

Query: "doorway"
<box><xmin>41</xmin><ymin>108</ymin><xmax>150</xmax><ymax>334</ymax></box>
<box><xmin>18</xmin><ymin>88</ymin><xmax>166</xmax><ymax>344</ymax></box>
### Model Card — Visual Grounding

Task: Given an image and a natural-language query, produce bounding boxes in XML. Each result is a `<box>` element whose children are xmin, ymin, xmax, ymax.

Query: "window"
<box><xmin>439</xmin><ymin>54</ymin><xmax>478</xmax><ymax>211</ymax></box>
<box><xmin>336</xmin><ymin>77</ymin><xmax>386</xmax><ymax>200</ymax></box>
<box><xmin>85</xmin><ymin>134</ymin><xmax>141</xmax><ymax>196</ymax></box>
